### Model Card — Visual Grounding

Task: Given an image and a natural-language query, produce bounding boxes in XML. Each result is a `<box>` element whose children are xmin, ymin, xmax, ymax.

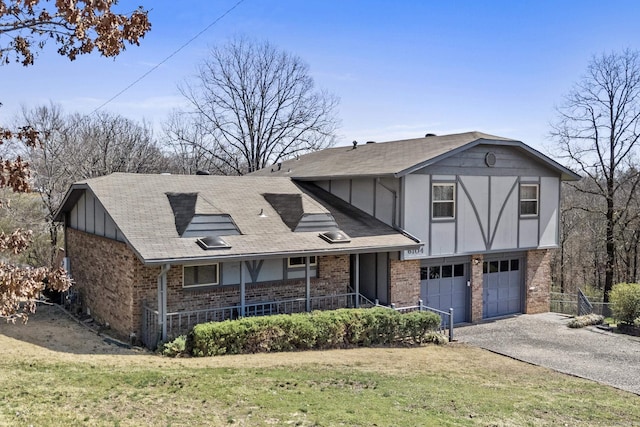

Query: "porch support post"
<box><xmin>354</xmin><ymin>253</ymin><xmax>360</xmax><ymax>308</ymax></box>
<box><xmin>305</xmin><ymin>256</ymin><xmax>311</xmax><ymax>312</ymax></box>
<box><xmin>240</xmin><ymin>261</ymin><xmax>246</xmax><ymax>318</ymax></box>
<box><xmin>157</xmin><ymin>264</ymin><xmax>170</xmax><ymax>343</ymax></box>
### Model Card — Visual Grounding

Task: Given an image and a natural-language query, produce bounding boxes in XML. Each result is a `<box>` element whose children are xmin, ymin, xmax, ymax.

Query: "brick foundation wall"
<box><xmin>470</xmin><ymin>254</ymin><xmax>484</xmax><ymax>322</ymax></box>
<box><xmin>389</xmin><ymin>259</ymin><xmax>420</xmax><ymax>307</ymax></box>
<box><xmin>525</xmin><ymin>249</ymin><xmax>552</xmax><ymax>314</ymax></box>
<box><xmin>66</xmin><ymin>228</ymin><xmax>139</xmax><ymax>340</ymax></box>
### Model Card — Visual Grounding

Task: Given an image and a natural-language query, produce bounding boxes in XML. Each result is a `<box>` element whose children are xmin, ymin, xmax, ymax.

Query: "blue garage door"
<box><xmin>483</xmin><ymin>258</ymin><xmax>522</xmax><ymax>318</ymax></box>
<box><xmin>420</xmin><ymin>263</ymin><xmax>469</xmax><ymax>324</ymax></box>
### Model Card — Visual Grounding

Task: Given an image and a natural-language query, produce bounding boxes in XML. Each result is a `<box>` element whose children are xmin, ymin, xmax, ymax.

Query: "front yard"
<box><xmin>0</xmin><ymin>305</ymin><xmax>638</xmax><ymax>426</ymax></box>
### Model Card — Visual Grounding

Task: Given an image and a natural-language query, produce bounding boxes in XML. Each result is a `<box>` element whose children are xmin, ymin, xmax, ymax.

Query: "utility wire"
<box><xmin>89</xmin><ymin>0</ymin><xmax>246</xmax><ymax>116</ymax></box>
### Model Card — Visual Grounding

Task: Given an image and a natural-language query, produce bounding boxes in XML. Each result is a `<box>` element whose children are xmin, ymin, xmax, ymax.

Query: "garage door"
<box><xmin>483</xmin><ymin>258</ymin><xmax>522</xmax><ymax>318</ymax></box>
<box><xmin>420</xmin><ymin>263</ymin><xmax>468</xmax><ymax>324</ymax></box>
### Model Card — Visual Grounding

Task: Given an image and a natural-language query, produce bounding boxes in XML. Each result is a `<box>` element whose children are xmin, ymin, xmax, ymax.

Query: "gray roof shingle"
<box><xmin>251</xmin><ymin>131</ymin><xmax>580</xmax><ymax>181</ymax></box>
<box><xmin>56</xmin><ymin>173</ymin><xmax>418</xmax><ymax>265</ymax></box>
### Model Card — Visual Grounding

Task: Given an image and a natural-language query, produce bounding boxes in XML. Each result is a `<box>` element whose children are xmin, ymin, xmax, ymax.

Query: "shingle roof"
<box><xmin>56</xmin><ymin>173</ymin><xmax>418</xmax><ymax>265</ymax></box>
<box><xmin>251</xmin><ymin>131</ymin><xmax>580</xmax><ymax>181</ymax></box>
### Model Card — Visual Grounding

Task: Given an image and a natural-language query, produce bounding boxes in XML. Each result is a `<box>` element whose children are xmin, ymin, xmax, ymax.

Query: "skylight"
<box><xmin>196</xmin><ymin>236</ymin><xmax>231</xmax><ymax>250</ymax></box>
<box><xmin>319</xmin><ymin>230</ymin><xmax>351</xmax><ymax>244</ymax></box>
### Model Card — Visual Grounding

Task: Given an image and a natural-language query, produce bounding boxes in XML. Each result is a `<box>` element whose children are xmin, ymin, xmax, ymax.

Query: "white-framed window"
<box><xmin>183</xmin><ymin>264</ymin><xmax>219</xmax><ymax>288</ymax></box>
<box><xmin>287</xmin><ymin>256</ymin><xmax>317</xmax><ymax>268</ymax></box>
<box><xmin>520</xmin><ymin>184</ymin><xmax>539</xmax><ymax>216</ymax></box>
<box><xmin>432</xmin><ymin>183</ymin><xmax>455</xmax><ymax>219</ymax></box>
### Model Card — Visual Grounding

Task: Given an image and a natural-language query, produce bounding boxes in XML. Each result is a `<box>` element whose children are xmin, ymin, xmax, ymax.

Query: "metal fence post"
<box><xmin>418</xmin><ymin>299</ymin><xmax>423</xmax><ymax>310</ymax></box>
<box><xmin>448</xmin><ymin>308</ymin><xmax>454</xmax><ymax>342</ymax></box>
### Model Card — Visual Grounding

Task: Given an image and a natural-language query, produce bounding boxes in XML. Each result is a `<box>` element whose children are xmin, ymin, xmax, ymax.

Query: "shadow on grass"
<box><xmin>0</xmin><ymin>303</ymin><xmax>147</xmax><ymax>356</ymax></box>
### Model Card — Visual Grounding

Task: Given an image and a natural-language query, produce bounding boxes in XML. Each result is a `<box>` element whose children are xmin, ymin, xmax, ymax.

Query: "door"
<box><xmin>483</xmin><ymin>258</ymin><xmax>522</xmax><ymax>318</ymax></box>
<box><xmin>420</xmin><ymin>262</ymin><xmax>469</xmax><ymax>324</ymax></box>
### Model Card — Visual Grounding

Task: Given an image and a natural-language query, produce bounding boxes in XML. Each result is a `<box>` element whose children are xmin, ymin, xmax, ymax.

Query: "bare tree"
<box><xmin>17</xmin><ymin>104</ymin><xmax>170</xmax><ymax>265</ymax></box>
<box><xmin>0</xmin><ymin>0</ymin><xmax>152</xmax><ymax>321</ymax></box>
<box><xmin>166</xmin><ymin>37</ymin><xmax>339</xmax><ymax>175</ymax></box>
<box><xmin>552</xmin><ymin>49</ymin><xmax>640</xmax><ymax>302</ymax></box>
<box><xmin>0</xmin><ymin>0</ymin><xmax>150</xmax><ymax>65</ymax></box>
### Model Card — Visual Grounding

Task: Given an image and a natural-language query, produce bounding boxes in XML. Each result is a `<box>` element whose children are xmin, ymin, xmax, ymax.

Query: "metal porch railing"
<box><xmin>140</xmin><ymin>292</ymin><xmax>377</xmax><ymax>350</ymax></box>
<box><xmin>378</xmin><ymin>299</ymin><xmax>454</xmax><ymax>342</ymax></box>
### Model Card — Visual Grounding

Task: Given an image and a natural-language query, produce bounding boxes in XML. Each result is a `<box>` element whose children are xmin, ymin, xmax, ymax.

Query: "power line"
<box><xmin>89</xmin><ymin>0</ymin><xmax>247</xmax><ymax>116</ymax></box>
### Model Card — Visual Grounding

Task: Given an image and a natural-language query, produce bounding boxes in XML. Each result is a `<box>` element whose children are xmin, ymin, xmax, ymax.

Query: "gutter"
<box><xmin>142</xmin><ymin>243</ymin><xmax>422</xmax><ymax>266</ymax></box>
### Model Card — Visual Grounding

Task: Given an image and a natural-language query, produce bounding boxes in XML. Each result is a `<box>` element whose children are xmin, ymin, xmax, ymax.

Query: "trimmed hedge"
<box><xmin>187</xmin><ymin>308</ymin><xmax>443</xmax><ymax>357</ymax></box>
<box><xmin>610</xmin><ymin>283</ymin><xmax>640</xmax><ymax>325</ymax></box>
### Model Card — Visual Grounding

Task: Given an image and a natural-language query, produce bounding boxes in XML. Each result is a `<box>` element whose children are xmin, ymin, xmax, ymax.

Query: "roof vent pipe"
<box><xmin>425</xmin><ymin>133</ymin><xmax>437</xmax><ymax>137</ymax></box>
<box><xmin>277</xmin><ymin>163</ymin><xmax>282</xmax><ymax>171</ymax></box>
<box><xmin>195</xmin><ymin>170</ymin><xmax>210</xmax><ymax>175</ymax></box>
<box><xmin>366</xmin><ymin>141</ymin><xmax>376</xmax><ymax>144</ymax></box>
<box><xmin>352</xmin><ymin>140</ymin><xmax>358</xmax><ymax>149</ymax></box>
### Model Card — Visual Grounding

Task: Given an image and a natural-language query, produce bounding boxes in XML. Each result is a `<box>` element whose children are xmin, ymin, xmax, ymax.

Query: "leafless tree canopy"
<box><xmin>551</xmin><ymin>50</ymin><xmax>640</xmax><ymax>300</ymax></box>
<box><xmin>0</xmin><ymin>0</ymin><xmax>152</xmax><ymax>321</ymax></box>
<box><xmin>14</xmin><ymin>103</ymin><xmax>170</xmax><ymax>264</ymax></box>
<box><xmin>0</xmin><ymin>0</ymin><xmax>151</xmax><ymax>65</ymax></box>
<box><xmin>165</xmin><ymin>38</ymin><xmax>340</xmax><ymax>175</ymax></box>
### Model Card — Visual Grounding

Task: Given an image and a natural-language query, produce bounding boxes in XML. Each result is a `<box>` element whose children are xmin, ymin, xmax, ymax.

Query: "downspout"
<box><xmin>157</xmin><ymin>264</ymin><xmax>170</xmax><ymax>343</ymax></box>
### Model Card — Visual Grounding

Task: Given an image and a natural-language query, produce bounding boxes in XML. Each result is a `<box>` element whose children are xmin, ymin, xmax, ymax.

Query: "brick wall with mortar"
<box><xmin>389</xmin><ymin>259</ymin><xmax>420</xmax><ymax>307</ymax></box>
<box><xmin>66</xmin><ymin>228</ymin><xmax>138</xmax><ymax>339</ymax></box>
<box><xmin>524</xmin><ymin>249</ymin><xmax>552</xmax><ymax>314</ymax></box>
<box><xmin>470</xmin><ymin>254</ymin><xmax>484</xmax><ymax>322</ymax></box>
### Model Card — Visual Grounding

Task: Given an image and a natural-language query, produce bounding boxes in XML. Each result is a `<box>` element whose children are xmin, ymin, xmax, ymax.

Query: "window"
<box><xmin>183</xmin><ymin>264</ymin><xmax>219</xmax><ymax>288</ymax></box>
<box><xmin>421</xmin><ymin>264</ymin><xmax>464</xmax><ymax>280</ymax></box>
<box><xmin>287</xmin><ymin>256</ymin><xmax>317</xmax><ymax>268</ymax></box>
<box><xmin>520</xmin><ymin>184</ymin><xmax>539</xmax><ymax>216</ymax></box>
<box><xmin>483</xmin><ymin>259</ymin><xmax>520</xmax><ymax>274</ymax></box>
<box><xmin>432</xmin><ymin>183</ymin><xmax>455</xmax><ymax>219</ymax></box>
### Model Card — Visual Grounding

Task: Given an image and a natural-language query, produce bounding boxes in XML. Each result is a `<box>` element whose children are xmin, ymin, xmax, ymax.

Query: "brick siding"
<box><xmin>470</xmin><ymin>254</ymin><xmax>484</xmax><ymax>322</ymax></box>
<box><xmin>67</xmin><ymin>227</ymin><xmax>353</xmax><ymax>340</ymax></box>
<box><xmin>389</xmin><ymin>259</ymin><xmax>420</xmax><ymax>307</ymax></box>
<box><xmin>525</xmin><ymin>249</ymin><xmax>552</xmax><ymax>314</ymax></box>
<box><xmin>66</xmin><ymin>228</ymin><xmax>139</xmax><ymax>339</ymax></box>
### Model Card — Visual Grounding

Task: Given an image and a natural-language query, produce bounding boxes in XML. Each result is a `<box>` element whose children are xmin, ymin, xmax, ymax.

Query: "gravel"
<box><xmin>455</xmin><ymin>312</ymin><xmax>640</xmax><ymax>395</ymax></box>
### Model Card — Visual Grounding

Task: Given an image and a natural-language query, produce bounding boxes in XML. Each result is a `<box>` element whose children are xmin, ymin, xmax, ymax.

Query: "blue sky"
<box><xmin>2</xmin><ymin>0</ymin><xmax>640</xmax><ymax>152</ymax></box>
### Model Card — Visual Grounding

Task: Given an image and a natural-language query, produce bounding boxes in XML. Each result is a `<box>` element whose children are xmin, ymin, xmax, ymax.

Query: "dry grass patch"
<box><xmin>0</xmin><ymin>305</ymin><xmax>638</xmax><ymax>426</ymax></box>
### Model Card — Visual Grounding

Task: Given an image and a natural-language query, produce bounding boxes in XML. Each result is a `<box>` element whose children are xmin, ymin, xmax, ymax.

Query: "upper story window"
<box><xmin>287</xmin><ymin>256</ymin><xmax>317</xmax><ymax>268</ymax></box>
<box><xmin>183</xmin><ymin>264</ymin><xmax>219</xmax><ymax>288</ymax></box>
<box><xmin>432</xmin><ymin>183</ymin><xmax>455</xmax><ymax>219</ymax></box>
<box><xmin>520</xmin><ymin>184</ymin><xmax>539</xmax><ymax>217</ymax></box>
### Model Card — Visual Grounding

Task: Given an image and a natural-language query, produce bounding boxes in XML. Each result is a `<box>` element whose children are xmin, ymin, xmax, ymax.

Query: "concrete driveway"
<box><xmin>455</xmin><ymin>312</ymin><xmax>640</xmax><ymax>395</ymax></box>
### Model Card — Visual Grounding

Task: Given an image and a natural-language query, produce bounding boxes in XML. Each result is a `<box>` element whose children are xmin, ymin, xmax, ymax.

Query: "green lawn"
<box><xmin>0</xmin><ymin>344</ymin><xmax>638</xmax><ymax>426</ymax></box>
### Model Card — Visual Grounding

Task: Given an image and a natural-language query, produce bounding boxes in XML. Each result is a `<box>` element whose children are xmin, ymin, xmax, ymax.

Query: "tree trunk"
<box><xmin>604</xmin><ymin>184</ymin><xmax>615</xmax><ymax>302</ymax></box>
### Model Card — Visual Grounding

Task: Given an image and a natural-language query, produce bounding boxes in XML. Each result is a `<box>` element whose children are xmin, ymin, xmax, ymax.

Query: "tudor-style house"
<box><xmin>55</xmin><ymin>131</ymin><xmax>578</xmax><ymax>347</ymax></box>
<box><xmin>252</xmin><ymin>131</ymin><xmax>580</xmax><ymax>323</ymax></box>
